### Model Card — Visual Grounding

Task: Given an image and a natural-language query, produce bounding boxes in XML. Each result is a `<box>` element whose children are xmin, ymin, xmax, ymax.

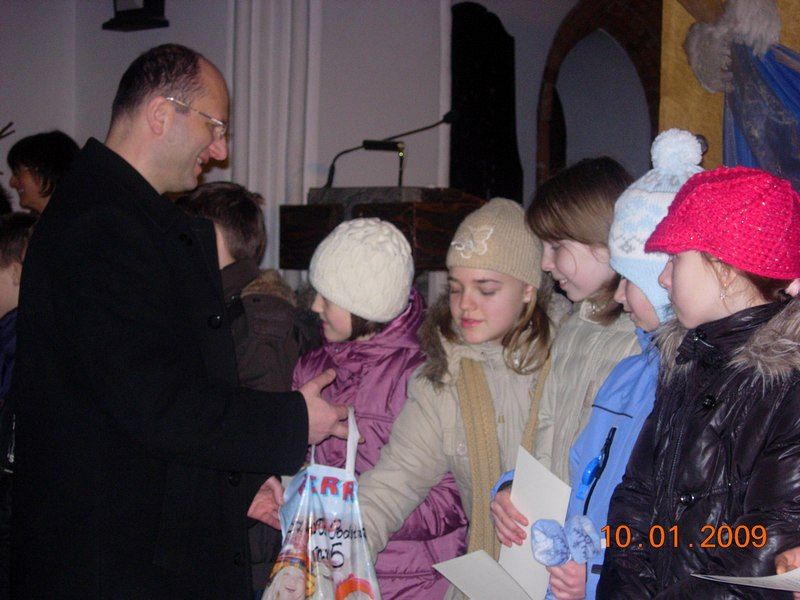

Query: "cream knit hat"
<box><xmin>446</xmin><ymin>198</ymin><xmax>542</xmax><ymax>288</ymax></box>
<box><xmin>309</xmin><ymin>218</ymin><xmax>414</xmax><ymax>322</ymax></box>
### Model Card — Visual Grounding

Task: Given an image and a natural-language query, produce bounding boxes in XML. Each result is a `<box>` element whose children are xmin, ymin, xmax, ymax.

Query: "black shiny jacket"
<box><xmin>598</xmin><ymin>300</ymin><xmax>800</xmax><ymax>599</ymax></box>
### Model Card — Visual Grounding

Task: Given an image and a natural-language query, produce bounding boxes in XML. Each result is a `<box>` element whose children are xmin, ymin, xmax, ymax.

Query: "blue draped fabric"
<box><xmin>724</xmin><ymin>44</ymin><xmax>800</xmax><ymax>191</ymax></box>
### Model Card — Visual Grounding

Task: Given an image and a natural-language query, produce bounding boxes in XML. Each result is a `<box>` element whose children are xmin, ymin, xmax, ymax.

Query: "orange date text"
<box><xmin>601</xmin><ymin>524</ymin><xmax>767</xmax><ymax>549</ymax></box>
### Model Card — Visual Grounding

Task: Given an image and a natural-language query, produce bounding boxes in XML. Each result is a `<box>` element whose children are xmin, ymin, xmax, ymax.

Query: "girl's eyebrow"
<box><xmin>447</xmin><ymin>276</ymin><xmax>502</xmax><ymax>284</ymax></box>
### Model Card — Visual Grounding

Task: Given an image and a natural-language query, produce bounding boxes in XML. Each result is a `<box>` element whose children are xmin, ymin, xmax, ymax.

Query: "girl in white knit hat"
<box><xmin>293</xmin><ymin>218</ymin><xmax>468</xmax><ymax>599</ymax></box>
<box><xmin>356</xmin><ymin>199</ymin><xmax>566</xmax><ymax>600</ymax></box>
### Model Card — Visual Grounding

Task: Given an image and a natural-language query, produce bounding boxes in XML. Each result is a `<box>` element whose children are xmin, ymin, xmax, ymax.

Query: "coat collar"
<box><xmin>657</xmin><ymin>300</ymin><xmax>800</xmax><ymax>384</ymax></box>
<box><xmin>221</xmin><ymin>258</ymin><xmax>261</xmax><ymax>300</ymax></box>
<box><xmin>83</xmin><ymin>138</ymin><xmax>182</xmax><ymax>234</ymax></box>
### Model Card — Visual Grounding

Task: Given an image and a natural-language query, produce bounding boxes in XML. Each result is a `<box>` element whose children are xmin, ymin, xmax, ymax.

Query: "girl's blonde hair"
<box><xmin>526</xmin><ymin>157</ymin><xmax>632</xmax><ymax>325</ymax></box>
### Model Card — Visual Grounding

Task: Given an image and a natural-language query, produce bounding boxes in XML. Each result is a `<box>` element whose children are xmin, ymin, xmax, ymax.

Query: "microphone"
<box><xmin>322</xmin><ymin>111</ymin><xmax>458</xmax><ymax>188</ymax></box>
<box><xmin>362</xmin><ymin>140</ymin><xmax>404</xmax><ymax>152</ymax></box>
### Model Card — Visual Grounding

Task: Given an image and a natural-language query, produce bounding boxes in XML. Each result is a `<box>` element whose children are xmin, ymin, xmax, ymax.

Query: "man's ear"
<box><xmin>10</xmin><ymin>261</ymin><xmax>22</xmax><ymax>287</ymax></box>
<box><xmin>144</xmin><ymin>96</ymin><xmax>170</xmax><ymax>136</ymax></box>
<box><xmin>787</xmin><ymin>278</ymin><xmax>800</xmax><ymax>298</ymax></box>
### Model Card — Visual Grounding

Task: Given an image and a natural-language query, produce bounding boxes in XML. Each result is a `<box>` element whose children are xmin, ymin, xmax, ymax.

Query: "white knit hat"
<box><xmin>309</xmin><ymin>218</ymin><xmax>414</xmax><ymax>322</ymax></box>
<box><xmin>608</xmin><ymin>129</ymin><xmax>704</xmax><ymax>323</ymax></box>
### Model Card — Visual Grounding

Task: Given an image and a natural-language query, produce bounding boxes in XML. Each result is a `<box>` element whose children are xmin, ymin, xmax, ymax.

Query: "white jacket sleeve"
<box><xmin>358</xmin><ymin>374</ymin><xmax>451</xmax><ymax>561</ymax></box>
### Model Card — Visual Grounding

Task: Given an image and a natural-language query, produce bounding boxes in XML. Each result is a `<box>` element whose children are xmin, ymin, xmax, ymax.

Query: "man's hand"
<box><xmin>775</xmin><ymin>546</ymin><xmax>800</xmax><ymax>600</ymax></box>
<box><xmin>548</xmin><ymin>560</ymin><xmax>586</xmax><ymax>599</ymax></box>
<box><xmin>298</xmin><ymin>369</ymin><xmax>348</xmax><ymax>444</ymax></box>
<box><xmin>490</xmin><ymin>487</ymin><xmax>529</xmax><ymax>546</ymax></box>
<box><xmin>247</xmin><ymin>476</ymin><xmax>284</xmax><ymax>529</ymax></box>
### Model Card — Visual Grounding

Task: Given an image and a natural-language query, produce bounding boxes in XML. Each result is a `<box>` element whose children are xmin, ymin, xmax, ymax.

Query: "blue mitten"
<box><xmin>531</xmin><ymin>519</ymin><xmax>570</xmax><ymax>566</ymax></box>
<box><xmin>564</xmin><ymin>514</ymin><xmax>602</xmax><ymax>564</ymax></box>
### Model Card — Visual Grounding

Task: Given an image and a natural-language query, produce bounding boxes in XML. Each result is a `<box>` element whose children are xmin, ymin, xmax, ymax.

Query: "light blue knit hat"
<box><xmin>608</xmin><ymin>129</ymin><xmax>704</xmax><ymax>323</ymax></box>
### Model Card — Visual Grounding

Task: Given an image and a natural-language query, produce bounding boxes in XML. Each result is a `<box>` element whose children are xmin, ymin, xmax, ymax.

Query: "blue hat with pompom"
<box><xmin>608</xmin><ymin>129</ymin><xmax>704</xmax><ymax>323</ymax></box>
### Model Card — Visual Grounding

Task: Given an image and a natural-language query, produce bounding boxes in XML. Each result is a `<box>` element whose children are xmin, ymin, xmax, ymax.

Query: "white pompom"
<box><xmin>650</xmin><ymin>129</ymin><xmax>703</xmax><ymax>173</ymax></box>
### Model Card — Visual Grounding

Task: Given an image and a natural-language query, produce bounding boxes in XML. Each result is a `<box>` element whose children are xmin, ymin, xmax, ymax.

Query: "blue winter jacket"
<box><xmin>566</xmin><ymin>328</ymin><xmax>659</xmax><ymax>599</ymax></box>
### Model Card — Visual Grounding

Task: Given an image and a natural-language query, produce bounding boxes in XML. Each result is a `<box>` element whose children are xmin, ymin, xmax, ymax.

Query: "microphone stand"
<box><xmin>323</xmin><ymin>143</ymin><xmax>364</xmax><ymax>189</ymax></box>
<box><xmin>323</xmin><ymin>111</ymin><xmax>457</xmax><ymax>188</ymax></box>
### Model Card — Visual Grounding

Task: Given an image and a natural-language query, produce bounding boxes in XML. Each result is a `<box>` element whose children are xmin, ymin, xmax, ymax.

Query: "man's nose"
<box><xmin>209</xmin><ymin>135</ymin><xmax>228</xmax><ymax>161</ymax></box>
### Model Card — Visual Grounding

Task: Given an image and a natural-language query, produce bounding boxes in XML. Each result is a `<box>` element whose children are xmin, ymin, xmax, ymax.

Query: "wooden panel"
<box><xmin>353</xmin><ymin>199</ymin><xmax>485</xmax><ymax>270</ymax></box>
<box><xmin>278</xmin><ymin>204</ymin><xmax>344</xmax><ymax>270</ymax></box>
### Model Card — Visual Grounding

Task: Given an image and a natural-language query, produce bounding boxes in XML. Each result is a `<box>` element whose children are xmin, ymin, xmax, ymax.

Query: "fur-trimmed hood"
<box><xmin>241</xmin><ymin>268</ymin><xmax>296</xmax><ymax>306</ymax></box>
<box><xmin>654</xmin><ymin>299</ymin><xmax>800</xmax><ymax>386</ymax></box>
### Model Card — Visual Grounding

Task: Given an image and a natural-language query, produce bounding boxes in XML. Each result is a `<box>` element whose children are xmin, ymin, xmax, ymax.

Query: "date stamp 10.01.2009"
<box><xmin>601</xmin><ymin>524</ymin><xmax>767</xmax><ymax>550</ymax></box>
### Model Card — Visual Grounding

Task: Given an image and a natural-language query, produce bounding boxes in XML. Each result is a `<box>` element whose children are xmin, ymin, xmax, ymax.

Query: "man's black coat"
<box><xmin>11</xmin><ymin>139</ymin><xmax>308</xmax><ymax>599</ymax></box>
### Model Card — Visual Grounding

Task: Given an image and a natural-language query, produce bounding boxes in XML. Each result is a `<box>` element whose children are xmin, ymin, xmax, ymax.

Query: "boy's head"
<box><xmin>176</xmin><ymin>182</ymin><xmax>266</xmax><ymax>268</ymax></box>
<box><xmin>0</xmin><ymin>212</ymin><xmax>38</xmax><ymax>317</ymax></box>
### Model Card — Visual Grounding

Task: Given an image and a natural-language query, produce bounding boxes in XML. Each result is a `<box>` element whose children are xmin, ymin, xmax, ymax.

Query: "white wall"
<box><xmin>1</xmin><ymin>0</ymin><xmax>600</xmax><ymax>200</ymax></box>
<box><xmin>315</xmin><ymin>0</ymin><xmax>446</xmax><ymax>188</ymax></box>
<box><xmin>557</xmin><ymin>29</ymin><xmax>652</xmax><ymax>178</ymax></box>
<box><xmin>0</xmin><ymin>1</ymin><xmax>77</xmax><ymax>145</ymax></box>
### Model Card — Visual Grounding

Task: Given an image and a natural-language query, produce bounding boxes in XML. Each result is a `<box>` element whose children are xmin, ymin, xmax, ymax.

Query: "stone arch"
<box><xmin>536</xmin><ymin>0</ymin><xmax>662</xmax><ymax>184</ymax></box>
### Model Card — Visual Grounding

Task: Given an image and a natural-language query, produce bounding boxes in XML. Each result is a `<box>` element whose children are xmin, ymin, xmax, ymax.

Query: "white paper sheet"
<box><xmin>434</xmin><ymin>446</ymin><xmax>571</xmax><ymax>599</ymax></box>
<box><xmin>434</xmin><ymin>550</ymin><xmax>531</xmax><ymax>600</ymax></box>
<box><xmin>500</xmin><ymin>447</ymin><xmax>572</xmax><ymax>596</ymax></box>
<box><xmin>692</xmin><ymin>568</ymin><xmax>800</xmax><ymax>591</ymax></box>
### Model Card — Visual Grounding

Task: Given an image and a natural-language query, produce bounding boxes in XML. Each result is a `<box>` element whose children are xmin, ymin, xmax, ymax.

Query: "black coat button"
<box><xmin>207</xmin><ymin>314</ymin><xmax>223</xmax><ymax>329</ymax></box>
<box><xmin>702</xmin><ymin>394</ymin><xmax>717</xmax><ymax>409</ymax></box>
<box><xmin>695</xmin><ymin>329</ymin><xmax>706</xmax><ymax>341</ymax></box>
<box><xmin>233</xmin><ymin>552</ymin><xmax>244</xmax><ymax>566</ymax></box>
<box><xmin>228</xmin><ymin>471</ymin><xmax>241</xmax><ymax>486</ymax></box>
<box><xmin>178</xmin><ymin>233</ymin><xmax>193</xmax><ymax>246</ymax></box>
<box><xmin>679</xmin><ymin>493</ymin><xmax>695</xmax><ymax>505</ymax></box>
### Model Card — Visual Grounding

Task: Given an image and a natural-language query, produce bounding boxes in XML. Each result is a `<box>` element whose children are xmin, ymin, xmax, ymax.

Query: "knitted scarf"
<box><xmin>456</xmin><ymin>356</ymin><xmax>550</xmax><ymax>560</ymax></box>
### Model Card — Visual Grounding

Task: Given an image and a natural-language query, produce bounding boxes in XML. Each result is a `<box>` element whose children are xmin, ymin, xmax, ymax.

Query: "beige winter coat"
<box><xmin>359</xmin><ymin>294</ymin><xmax>570</xmax><ymax>600</ymax></box>
<box><xmin>533</xmin><ymin>301</ymin><xmax>639</xmax><ymax>483</ymax></box>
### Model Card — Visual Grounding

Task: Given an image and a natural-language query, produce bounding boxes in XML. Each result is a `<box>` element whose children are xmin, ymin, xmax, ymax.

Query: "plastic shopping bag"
<box><xmin>263</xmin><ymin>407</ymin><xmax>381</xmax><ymax>599</ymax></box>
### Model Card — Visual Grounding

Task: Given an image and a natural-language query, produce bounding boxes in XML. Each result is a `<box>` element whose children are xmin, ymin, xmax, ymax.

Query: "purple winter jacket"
<box><xmin>292</xmin><ymin>289</ymin><xmax>468</xmax><ymax>599</ymax></box>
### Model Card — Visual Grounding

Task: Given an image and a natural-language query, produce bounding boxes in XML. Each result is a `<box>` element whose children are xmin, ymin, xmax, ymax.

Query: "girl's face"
<box><xmin>311</xmin><ymin>293</ymin><xmax>352</xmax><ymax>342</ymax></box>
<box><xmin>541</xmin><ymin>239</ymin><xmax>614</xmax><ymax>302</ymax></box>
<box><xmin>614</xmin><ymin>278</ymin><xmax>659</xmax><ymax>332</ymax></box>
<box><xmin>658</xmin><ymin>251</ymin><xmax>727</xmax><ymax>329</ymax></box>
<box><xmin>9</xmin><ymin>166</ymin><xmax>47</xmax><ymax>213</ymax></box>
<box><xmin>448</xmin><ymin>266</ymin><xmax>534</xmax><ymax>346</ymax></box>
<box><xmin>274</xmin><ymin>565</ymin><xmax>305</xmax><ymax>600</ymax></box>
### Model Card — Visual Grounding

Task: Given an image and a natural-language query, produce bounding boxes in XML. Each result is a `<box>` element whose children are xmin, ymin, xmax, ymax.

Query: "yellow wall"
<box><xmin>659</xmin><ymin>0</ymin><xmax>800</xmax><ymax>168</ymax></box>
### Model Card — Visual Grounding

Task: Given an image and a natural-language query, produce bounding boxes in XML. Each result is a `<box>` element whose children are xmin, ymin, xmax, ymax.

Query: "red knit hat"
<box><xmin>645</xmin><ymin>166</ymin><xmax>800</xmax><ymax>278</ymax></box>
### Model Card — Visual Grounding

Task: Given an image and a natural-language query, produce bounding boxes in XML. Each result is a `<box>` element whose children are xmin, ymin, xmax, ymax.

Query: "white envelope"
<box><xmin>692</xmin><ymin>568</ymin><xmax>800</xmax><ymax>592</ymax></box>
<box><xmin>434</xmin><ymin>446</ymin><xmax>571</xmax><ymax>599</ymax></box>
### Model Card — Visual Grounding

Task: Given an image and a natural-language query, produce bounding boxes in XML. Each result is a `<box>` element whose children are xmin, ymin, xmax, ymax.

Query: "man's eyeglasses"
<box><xmin>164</xmin><ymin>97</ymin><xmax>228</xmax><ymax>140</ymax></box>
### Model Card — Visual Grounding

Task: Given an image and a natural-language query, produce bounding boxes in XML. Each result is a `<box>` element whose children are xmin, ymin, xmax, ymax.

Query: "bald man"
<box><xmin>11</xmin><ymin>44</ymin><xmax>345</xmax><ymax>599</ymax></box>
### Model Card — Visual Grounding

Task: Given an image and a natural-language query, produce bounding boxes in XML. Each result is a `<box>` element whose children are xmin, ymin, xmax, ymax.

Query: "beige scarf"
<box><xmin>456</xmin><ymin>356</ymin><xmax>551</xmax><ymax>560</ymax></box>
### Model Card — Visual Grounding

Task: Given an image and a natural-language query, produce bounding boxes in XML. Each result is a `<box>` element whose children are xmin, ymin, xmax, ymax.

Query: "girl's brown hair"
<box><xmin>701</xmin><ymin>253</ymin><xmax>793</xmax><ymax>305</ymax></box>
<box><xmin>348</xmin><ymin>314</ymin><xmax>389</xmax><ymax>341</ymax></box>
<box><xmin>526</xmin><ymin>157</ymin><xmax>632</xmax><ymax>325</ymax></box>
